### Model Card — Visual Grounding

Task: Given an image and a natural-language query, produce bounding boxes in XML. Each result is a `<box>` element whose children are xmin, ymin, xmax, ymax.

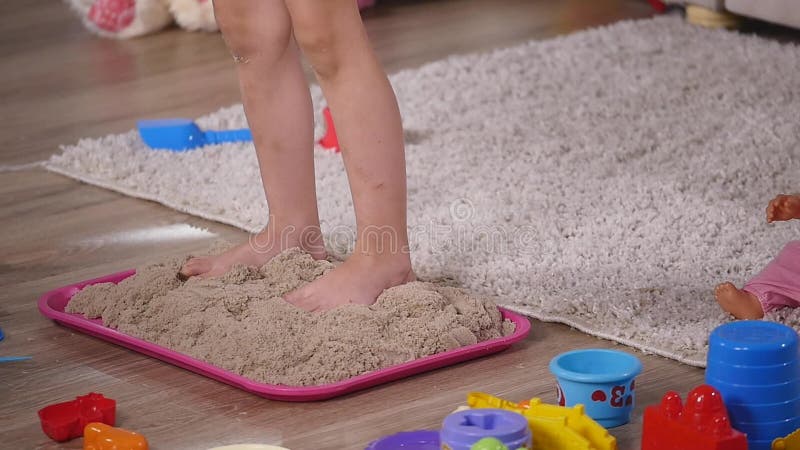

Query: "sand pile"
<box><xmin>66</xmin><ymin>248</ymin><xmax>515</xmax><ymax>386</ymax></box>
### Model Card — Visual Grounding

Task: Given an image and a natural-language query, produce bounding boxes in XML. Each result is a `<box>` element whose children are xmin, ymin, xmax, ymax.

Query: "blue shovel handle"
<box><xmin>204</xmin><ymin>129</ymin><xmax>253</xmax><ymax>145</ymax></box>
<box><xmin>0</xmin><ymin>356</ymin><xmax>32</xmax><ymax>363</ymax></box>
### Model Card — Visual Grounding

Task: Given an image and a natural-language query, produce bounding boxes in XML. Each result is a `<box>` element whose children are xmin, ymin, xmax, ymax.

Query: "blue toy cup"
<box><xmin>748</xmin><ymin>440</ymin><xmax>775</xmax><ymax>450</ymax></box>
<box><xmin>731</xmin><ymin>416</ymin><xmax>800</xmax><ymax>441</ymax></box>
<box><xmin>706</xmin><ymin>376</ymin><xmax>800</xmax><ymax>405</ymax></box>
<box><xmin>708</xmin><ymin>321</ymin><xmax>799</xmax><ymax>367</ymax></box>
<box><xmin>706</xmin><ymin>359</ymin><xmax>800</xmax><ymax>385</ymax></box>
<box><xmin>440</xmin><ymin>409</ymin><xmax>532</xmax><ymax>450</ymax></box>
<box><xmin>725</xmin><ymin>397</ymin><xmax>800</xmax><ymax>423</ymax></box>
<box><xmin>549</xmin><ymin>349</ymin><xmax>642</xmax><ymax>428</ymax></box>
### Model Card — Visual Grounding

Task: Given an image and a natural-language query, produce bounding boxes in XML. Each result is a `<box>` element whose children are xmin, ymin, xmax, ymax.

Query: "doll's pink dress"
<box><xmin>744</xmin><ymin>241</ymin><xmax>800</xmax><ymax>313</ymax></box>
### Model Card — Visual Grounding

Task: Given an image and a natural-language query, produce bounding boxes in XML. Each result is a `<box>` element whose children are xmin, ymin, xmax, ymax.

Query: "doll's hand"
<box><xmin>766</xmin><ymin>194</ymin><xmax>800</xmax><ymax>222</ymax></box>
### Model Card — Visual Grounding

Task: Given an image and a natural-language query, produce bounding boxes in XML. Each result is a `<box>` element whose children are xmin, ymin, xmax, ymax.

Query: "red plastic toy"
<box><xmin>648</xmin><ymin>0</ymin><xmax>667</xmax><ymax>13</ymax></box>
<box><xmin>38</xmin><ymin>393</ymin><xmax>116</xmax><ymax>442</ymax></box>
<box><xmin>641</xmin><ymin>385</ymin><xmax>747</xmax><ymax>450</ymax></box>
<box><xmin>318</xmin><ymin>107</ymin><xmax>340</xmax><ymax>152</ymax></box>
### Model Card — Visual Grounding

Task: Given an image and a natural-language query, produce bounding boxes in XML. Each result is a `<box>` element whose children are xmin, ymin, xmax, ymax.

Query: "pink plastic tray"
<box><xmin>38</xmin><ymin>270</ymin><xmax>531</xmax><ymax>401</ymax></box>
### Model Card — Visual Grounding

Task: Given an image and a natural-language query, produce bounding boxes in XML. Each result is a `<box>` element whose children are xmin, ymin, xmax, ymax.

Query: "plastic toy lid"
<box><xmin>708</xmin><ymin>321</ymin><xmax>799</xmax><ymax>366</ymax></box>
<box><xmin>549</xmin><ymin>348</ymin><xmax>643</xmax><ymax>383</ymax></box>
<box><xmin>365</xmin><ymin>430</ymin><xmax>439</xmax><ymax>450</ymax></box>
<box><xmin>441</xmin><ymin>409</ymin><xmax>529</xmax><ymax>445</ymax></box>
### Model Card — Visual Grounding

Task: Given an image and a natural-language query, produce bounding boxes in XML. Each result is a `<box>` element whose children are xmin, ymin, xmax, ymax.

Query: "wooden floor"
<box><xmin>0</xmin><ymin>1</ymin><xmax>730</xmax><ymax>449</ymax></box>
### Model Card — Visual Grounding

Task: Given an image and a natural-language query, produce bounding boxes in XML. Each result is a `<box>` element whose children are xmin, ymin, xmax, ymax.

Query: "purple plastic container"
<box><xmin>365</xmin><ymin>430</ymin><xmax>439</xmax><ymax>450</ymax></box>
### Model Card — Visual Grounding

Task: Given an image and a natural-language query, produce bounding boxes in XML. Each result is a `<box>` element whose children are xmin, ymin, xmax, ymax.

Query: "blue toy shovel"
<box><xmin>137</xmin><ymin>118</ymin><xmax>253</xmax><ymax>151</ymax></box>
<box><xmin>0</xmin><ymin>356</ymin><xmax>32</xmax><ymax>363</ymax></box>
<box><xmin>0</xmin><ymin>326</ymin><xmax>32</xmax><ymax>363</ymax></box>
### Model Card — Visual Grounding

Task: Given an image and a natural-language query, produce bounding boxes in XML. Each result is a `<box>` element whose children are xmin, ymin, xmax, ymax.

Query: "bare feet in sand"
<box><xmin>715</xmin><ymin>282</ymin><xmax>764</xmax><ymax>319</ymax></box>
<box><xmin>179</xmin><ymin>221</ymin><xmax>326</xmax><ymax>279</ymax></box>
<box><xmin>284</xmin><ymin>251</ymin><xmax>415</xmax><ymax>312</ymax></box>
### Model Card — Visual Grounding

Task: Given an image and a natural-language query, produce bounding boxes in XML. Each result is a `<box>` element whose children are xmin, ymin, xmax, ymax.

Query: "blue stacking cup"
<box><xmin>706</xmin><ymin>359</ymin><xmax>800</xmax><ymax>385</ymax></box>
<box><xmin>708</xmin><ymin>321</ymin><xmax>799</xmax><ymax>366</ymax></box>
<box><xmin>440</xmin><ymin>409</ymin><xmax>532</xmax><ymax>450</ymax></box>
<box><xmin>706</xmin><ymin>321</ymin><xmax>800</xmax><ymax>448</ymax></box>
<box><xmin>725</xmin><ymin>397</ymin><xmax>800</xmax><ymax>422</ymax></box>
<box><xmin>748</xmin><ymin>440</ymin><xmax>776</xmax><ymax>450</ymax></box>
<box><xmin>732</xmin><ymin>416</ymin><xmax>800</xmax><ymax>441</ymax></box>
<box><xmin>549</xmin><ymin>349</ymin><xmax>642</xmax><ymax>428</ymax></box>
<box><xmin>706</xmin><ymin>376</ymin><xmax>800</xmax><ymax>404</ymax></box>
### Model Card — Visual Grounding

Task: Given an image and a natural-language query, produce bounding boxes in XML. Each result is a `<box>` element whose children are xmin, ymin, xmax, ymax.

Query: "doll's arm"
<box><xmin>767</xmin><ymin>194</ymin><xmax>800</xmax><ymax>222</ymax></box>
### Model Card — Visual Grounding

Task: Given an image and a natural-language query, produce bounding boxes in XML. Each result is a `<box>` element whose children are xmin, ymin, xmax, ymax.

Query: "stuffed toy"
<box><xmin>66</xmin><ymin>0</ymin><xmax>217</xmax><ymax>39</ymax></box>
<box><xmin>68</xmin><ymin>0</ymin><xmax>377</xmax><ymax>39</ymax></box>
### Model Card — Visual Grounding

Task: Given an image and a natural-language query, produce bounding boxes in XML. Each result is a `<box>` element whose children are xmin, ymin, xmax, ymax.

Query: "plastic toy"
<box><xmin>774</xmin><ymin>428</ymin><xmax>800</xmax><ymax>450</ymax></box>
<box><xmin>548</xmin><ymin>349</ymin><xmax>642</xmax><ymax>428</ymax></box>
<box><xmin>0</xmin><ymin>356</ymin><xmax>32</xmax><ymax>362</ymax></box>
<box><xmin>66</xmin><ymin>0</ymin><xmax>374</xmax><ymax>39</ymax></box>
<box><xmin>471</xmin><ymin>437</ymin><xmax>510</xmax><ymax>450</ymax></box>
<box><xmin>467</xmin><ymin>392</ymin><xmax>616</xmax><ymax>450</ymax></box>
<box><xmin>648</xmin><ymin>0</ymin><xmax>667</xmax><ymax>13</ymax></box>
<box><xmin>318</xmin><ymin>107</ymin><xmax>340</xmax><ymax>152</ymax></box>
<box><xmin>715</xmin><ymin>194</ymin><xmax>800</xmax><ymax>320</ymax></box>
<box><xmin>39</xmin><ymin>271</ymin><xmax>532</xmax><ymax>401</ymax></box>
<box><xmin>365</xmin><ymin>430</ymin><xmax>440</xmax><ymax>450</ymax></box>
<box><xmin>441</xmin><ymin>409</ymin><xmax>531</xmax><ymax>450</ymax></box>
<box><xmin>84</xmin><ymin>422</ymin><xmax>148</xmax><ymax>450</ymax></box>
<box><xmin>137</xmin><ymin>118</ymin><xmax>253</xmax><ymax>151</ymax></box>
<box><xmin>207</xmin><ymin>446</ymin><xmax>290</xmax><ymax>450</ymax></box>
<box><xmin>64</xmin><ymin>0</ymin><xmax>216</xmax><ymax>39</ymax></box>
<box><xmin>641</xmin><ymin>385</ymin><xmax>747</xmax><ymax>450</ymax></box>
<box><xmin>0</xmin><ymin>326</ymin><xmax>33</xmax><ymax>362</ymax></box>
<box><xmin>706</xmin><ymin>321</ymin><xmax>800</xmax><ymax>450</ymax></box>
<box><xmin>38</xmin><ymin>393</ymin><xmax>116</xmax><ymax>442</ymax></box>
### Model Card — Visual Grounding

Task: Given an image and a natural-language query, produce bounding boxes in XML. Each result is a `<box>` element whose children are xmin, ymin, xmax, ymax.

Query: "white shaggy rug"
<box><xmin>47</xmin><ymin>15</ymin><xmax>800</xmax><ymax>367</ymax></box>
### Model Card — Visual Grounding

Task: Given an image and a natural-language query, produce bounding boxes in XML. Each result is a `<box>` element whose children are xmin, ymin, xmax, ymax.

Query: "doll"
<box><xmin>715</xmin><ymin>194</ymin><xmax>800</xmax><ymax>319</ymax></box>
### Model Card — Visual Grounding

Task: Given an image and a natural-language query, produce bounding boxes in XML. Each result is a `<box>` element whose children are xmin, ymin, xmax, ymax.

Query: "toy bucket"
<box><xmin>549</xmin><ymin>349</ymin><xmax>642</xmax><ymax>428</ymax></box>
<box><xmin>440</xmin><ymin>409</ymin><xmax>531</xmax><ymax>450</ymax></box>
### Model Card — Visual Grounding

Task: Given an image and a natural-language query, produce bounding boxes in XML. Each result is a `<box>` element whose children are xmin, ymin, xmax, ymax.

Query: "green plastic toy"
<box><xmin>471</xmin><ymin>437</ymin><xmax>510</xmax><ymax>450</ymax></box>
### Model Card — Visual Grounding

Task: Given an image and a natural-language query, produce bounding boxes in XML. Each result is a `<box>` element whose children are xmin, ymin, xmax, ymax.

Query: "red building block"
<box><xmin>641</xmin><ymin>385</ymin><xmax>747</xmax><ymax>450</ymax></box>
<box><xmin>38</xmin><ymin>393</ymin><xmax>116</xmax><ymax>442</ymax></box>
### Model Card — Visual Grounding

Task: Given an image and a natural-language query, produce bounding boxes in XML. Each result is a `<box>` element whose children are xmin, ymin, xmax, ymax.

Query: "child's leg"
<box><xmin>181</xmin><ymin>0</ymin><xmax>325</xmax><ymax>278</ymax></box>
<box><xmin>282</xmin><ymin>0</ymin><xmax>414</xmax><ymax>311</ymax></box>
<box><xmin>716</xmin><ymin>241</ymin><xmax>800</xmax><ymax>319</ymax></box>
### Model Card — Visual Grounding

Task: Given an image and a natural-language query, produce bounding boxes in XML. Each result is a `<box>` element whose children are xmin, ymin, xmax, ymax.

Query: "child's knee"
<box><xmin>289</xmin><ymin>1</ymin><xmax>359</xmax><ymax>79</ymax></box>
<box><xmin>293</xmin><ymin>23</ymin><xmax>342</xmax><ymax>78</ymax></box>
<box><xmin>215</xmin><ymin>2</ymin><xmax>292</xmax><ymax>64</ymax></box>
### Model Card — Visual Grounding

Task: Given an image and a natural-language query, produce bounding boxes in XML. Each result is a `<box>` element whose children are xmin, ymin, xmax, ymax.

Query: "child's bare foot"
<box><xmin>179</xmin><ymin>221</ymin><xmax>326</xmax><ymax>279</ymax></box>
<box><xmin>715</xmin><ymin>282</ymin><xmax>765</xmax><ymax>319</ymax></box>
<box><xmin>284</xmin><ymin>252</ymin><xmax>415</xmax><ymax>312</ymax></box>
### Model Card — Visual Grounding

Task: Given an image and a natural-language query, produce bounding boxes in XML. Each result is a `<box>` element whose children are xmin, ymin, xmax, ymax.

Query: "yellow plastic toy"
<box><xmin>467</xmin><ymin>392</ymin><xmax>616</xmax><ymax>450</ymax></box>
<box><xmin>774</xmin><ymin>429</ymin><xmax>800</xmax><ymax>450</ymax></box>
